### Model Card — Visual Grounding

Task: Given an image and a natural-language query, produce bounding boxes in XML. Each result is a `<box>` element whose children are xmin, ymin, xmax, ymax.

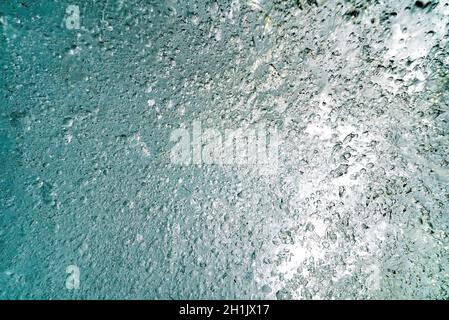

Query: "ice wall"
<box><xmin>1</xmin><ymin>0</ymin><xmax>448</xmax><ymax>299</ymax></box>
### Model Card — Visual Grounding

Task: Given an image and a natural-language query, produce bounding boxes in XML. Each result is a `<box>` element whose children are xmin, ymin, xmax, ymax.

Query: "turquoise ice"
<box><xmin>1</xmin><ymin>0</ymin><xmax>448</xmax><ymax>299</ymax></box>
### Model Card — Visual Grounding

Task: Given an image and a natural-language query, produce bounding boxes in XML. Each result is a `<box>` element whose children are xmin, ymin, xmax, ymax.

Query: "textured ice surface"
<box><xmin>1</xmin><ymin>0</ymin><xmax>449</xmax><ymax>299</ymax></box>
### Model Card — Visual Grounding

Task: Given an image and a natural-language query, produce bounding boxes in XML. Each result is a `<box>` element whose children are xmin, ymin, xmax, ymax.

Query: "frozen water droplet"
<box><xmin>62</xmin><ymin>117</ymin><xmax>74</xmax><ymax>128</ymax></box>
